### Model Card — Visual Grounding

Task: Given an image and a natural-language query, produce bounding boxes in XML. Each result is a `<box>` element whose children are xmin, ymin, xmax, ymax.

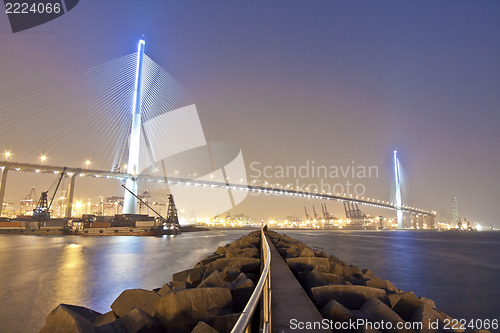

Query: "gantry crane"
<box><xmin>33</xmin><ymin>168</ymin><xmax>67</xmax><ymax>222</ymax></box>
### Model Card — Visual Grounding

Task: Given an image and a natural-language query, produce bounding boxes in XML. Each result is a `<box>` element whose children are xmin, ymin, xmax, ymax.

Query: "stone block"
<box><xmin>97</xmin><ymin>308</ymin><xmax>161</xmax><ymax>333</ymax></box>
<box><xmin>198</xmin><ymin>271</ymin><xmax>226</xmax><ymax>288</ymax></box>
<box><xmin>299</xmin><ymin>247</ymin><xmax>316</xmax><ymax>257</ymax></box>
<box><xmin>227</xmin><ymin>273</ymin><xmax>254</xmax><ymax>312</ymax></box>
<box><xmin>410</xmin><ymin>303</ymin><xmax>445</xmax><ymax>333</ymax></box>
<box><xmin>40</xmin><ymin>304</ymin><xmax>100</xmax><ymax>333</ymax></box>
<box><xmin>94</xmin><ymin>311</ymin><xmax>118</xmax><ymax>327</ymax></box>
<box><xmin>190</xmin><ymin>321</ymin><xmax>219</xmax><ymax>333</ymax></box>
<box><xmin>366</xmin><ymin>278</ymin><xmax>387</xmax><ymax>289</ymax></box>
<box><xmin>204</xmin><ymin>258</ymin><xmax>260</xmax><ymax>278</ymax></box>
<box><xmin>173</xmin><ymin>267</ymin><xmax>206</xmax><ymax>287</ymax></box>
<box><xmin>158</xmin><ymin>283</ymin><xmax>173</xmax><ymax>296</ymax></box>
<box><xmin>173</xmin><ymin>281</ymin><xmax>193</xmax><ymax>291</ymax></box>
<box><xmin>199</xmin><ymin>254</ymin><xmax>226</xmax><ymax>267</ymax></box>
<box><xmin>320</xmin><ymin>300</ymin><xmax>357</xmax><ymax>322</ymax></box>
<box><xmin>311</xmin><ymin>285</ymin><xmax>387</xmax><ymax>309</ymax></box>
<box><xmin>286</xmin><ymin>245</ymin><xmax>300</xmax><ymax>258</ymax></box>
<box><xmin>286</xmin><ymin>257</ymin><xmax>330</xmax><ymax>273</ymax></box>
<box><xmin>154</xmin><ymin>287</ymin><xmax>233</xmax><ymax>333</ymax></box>
<box><xmin>390</xmin><ymin>292</ymin><xmax>424</xmax><ymax>322</ymax></box>
<box><xmin>212</xmin><ymin>313</ymin><xmax>241</xmax><ymax>333</ymax></box>
<box><xmin>111</xmin><ymin>289</ymin><xmax>160</xmax><ymax>317</ymax></box>
<box><xmin>329</xmin><ymin>262</ymin><xmax>346</xmax><ymax>276</ymax></box>
<box><xmin>361</xmin><ymin>297</ymin><xmax>414</xmax><ymax>332</ymax></box>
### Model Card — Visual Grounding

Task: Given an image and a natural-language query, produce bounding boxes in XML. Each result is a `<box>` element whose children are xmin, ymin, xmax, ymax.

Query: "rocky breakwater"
<box><xmin>40</xmin><ymin>231</ymin><xmax>262</xmax><ymax>333</ymax></box>
<box><xmin>267</xmin><ymin>231</ymin><xmax>490</xmax><ymax>333</ymax></box>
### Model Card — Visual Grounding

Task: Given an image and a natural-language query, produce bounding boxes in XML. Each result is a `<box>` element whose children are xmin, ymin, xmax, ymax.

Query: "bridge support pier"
<box><xmin>423</xmin><ymin>215</ymin><xmax>429</xmax><ymax>229</ymax></box>
<box><xmin>65</xmin><ymin>173</ymin><xmax>78</xmax><ymax>219</ymax></box>
<box><xmin>428</xmin><ymin>215</ymin><xmax>435</xmax><ymax>229</ymax></box>
<box><xmin>416</xmin><ymin>214</ymin><xmax>423</xmax><ymax>229</ymax></box>
<box><xmin>0</xmin><ymin>167</ymin><xmax>8</xmax><ymax>217</ymax></box>
<box><xmin>404</xmin><ymin>212</ymin><xmax>411</xmax><ymax>229</ymax></box>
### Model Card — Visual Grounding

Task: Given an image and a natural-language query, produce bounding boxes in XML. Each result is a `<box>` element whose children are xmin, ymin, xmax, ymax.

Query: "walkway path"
<box><xmin>268</xmin><ymin>237</ymin><xmax>331</xmax><ymax>333</ymax></box>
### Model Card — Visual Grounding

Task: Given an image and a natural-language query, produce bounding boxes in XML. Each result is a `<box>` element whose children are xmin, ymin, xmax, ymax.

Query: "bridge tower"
<box><xmin>394</xmin><ymin>149</ymin><xmax>404</xmax><ymax>229</ymax></box>
<box><xmin>452</xmin><ymin>197</ymin><xmax>459</xmax><ymax>226</ymax></box>
<box><xmin>123</xmin><ymin>38</ymin><xmax>146</xmax><ymax>214</ymax></box>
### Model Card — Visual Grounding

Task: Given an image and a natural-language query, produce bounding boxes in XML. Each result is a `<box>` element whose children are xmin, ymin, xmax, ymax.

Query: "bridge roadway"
<box><xmin>0</xmin><ymin>161</ymin><xmax>435</xmax><ymax>217</ymax></box>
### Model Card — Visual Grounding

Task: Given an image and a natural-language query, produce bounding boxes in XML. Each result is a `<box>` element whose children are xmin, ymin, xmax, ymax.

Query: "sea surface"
<box><xmin>0</xmin><ymin>229</ymin><xmax>498</xmax><ymax>332</ymax></box>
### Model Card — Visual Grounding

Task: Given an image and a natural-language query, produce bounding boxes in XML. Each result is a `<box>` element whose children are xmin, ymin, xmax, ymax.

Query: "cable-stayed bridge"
<box><xmin>0</xmin><ymin>160</ymin><xmax>435</xmax><ymax>225</ymax></box>
<box><xmin>0</xmin><ymin>39</ymin><xmax>436</xmax><ymax>228</ymax></box>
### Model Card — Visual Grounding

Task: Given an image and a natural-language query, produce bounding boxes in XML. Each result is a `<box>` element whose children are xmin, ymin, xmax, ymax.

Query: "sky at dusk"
<box><xmin>1</xmin><ymin>1</ymin><xmax>499</xmax><ymax>225</ymax></box>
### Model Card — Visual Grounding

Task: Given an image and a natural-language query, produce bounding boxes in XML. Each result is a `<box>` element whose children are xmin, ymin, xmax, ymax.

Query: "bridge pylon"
<box><xmin>394</xmin><ymin>149</ymin><xmax>404</xmax><ymax>229</ymax></box>
<box><xmin>123</xmin><ymin>38</ymin><xmax>146</xmax><ymax>214</ymax></box>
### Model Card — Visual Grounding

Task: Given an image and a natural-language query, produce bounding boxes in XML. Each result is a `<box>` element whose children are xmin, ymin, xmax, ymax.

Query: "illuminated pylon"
<box><xmin>394</xmin><ymin>149</ymin><xmax>403</xmax><ymax>229</ymax></box>
<box><xmin>123</xmin><ymin>39</ymin><xmax>145</xmax><ymax>214</ymax></box>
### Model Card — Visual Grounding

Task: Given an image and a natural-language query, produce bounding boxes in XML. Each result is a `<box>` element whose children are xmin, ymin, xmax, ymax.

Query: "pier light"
<box><xmin>40</xmin><ymin>154</ymin><xmax>47</xmax><ymax>164</ymax></box>
<box><xmin>85</xmin><ymin>160</ymin><xmax>92</xmax><ymax>168</ymax></box>
<box><xmin>4</xmin><ymin>151</ymin><xmax>11</xmax><ymax>161</ymax></box>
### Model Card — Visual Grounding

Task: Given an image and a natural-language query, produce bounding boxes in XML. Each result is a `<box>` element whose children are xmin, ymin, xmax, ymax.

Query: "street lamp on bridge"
<box><xmin>40</xmin><ymin>154</ymin><xmax>47</xmax><ymax>165</ymax></box>
<box><xmin>4</xmin><ymin>151</ymin><xmax>11</xmax><ymax>161</ymax></box>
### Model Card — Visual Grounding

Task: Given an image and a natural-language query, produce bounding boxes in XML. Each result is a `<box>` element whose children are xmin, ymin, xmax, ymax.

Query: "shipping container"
<box><xmin>91</xmin><ymin>222</ymin><xmax>111</xmax><ymax>228</ymax></box>
<box><xmin>0</xmin><ymin>221</ymin><xmax>22</xmax><ymax>227</ymax></box>
<box><xmin>135</xmin><ymin>221</ymin><xmax>156</xmax><ymax>227</ymax></box>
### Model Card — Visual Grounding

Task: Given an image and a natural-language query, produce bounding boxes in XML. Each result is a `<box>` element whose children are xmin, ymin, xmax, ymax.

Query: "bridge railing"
<box><xmin>230</xmin><ymin>227</ymin><xmax>271</xmax><ymax>333</ymax></box>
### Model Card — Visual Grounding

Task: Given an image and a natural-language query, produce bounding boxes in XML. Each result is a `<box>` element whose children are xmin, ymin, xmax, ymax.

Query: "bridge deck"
<box><xmin>268</xmin><ymin>238</ymin><xmax>331</xmax><ymax>333</ymax></box>
<box><xmin>0</xmin><ymin>161</ymin><xmax>435</xmax><ymax>217</ymax></box>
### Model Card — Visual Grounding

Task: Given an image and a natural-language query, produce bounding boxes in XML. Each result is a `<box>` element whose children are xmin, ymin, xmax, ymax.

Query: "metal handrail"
<box><xmin>231</xmin><ymin>228</ymin><xmax>272</xmax><ymax>333</ymax></box>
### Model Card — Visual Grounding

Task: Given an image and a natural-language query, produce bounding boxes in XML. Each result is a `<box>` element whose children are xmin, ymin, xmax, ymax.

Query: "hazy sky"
<box><xmin>1</xmin><ymin>1</ymin><xmax>499</xmax><ymax>225</ymax></box>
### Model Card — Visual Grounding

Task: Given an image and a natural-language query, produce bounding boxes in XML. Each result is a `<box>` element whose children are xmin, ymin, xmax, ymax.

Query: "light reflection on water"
<box><xmin>0</xmin><ymin>230</ymin><xmax>247</xmax><ymax>333</ymax></box>
<box><xmin>284</xmin><ymin>230</ymin><xmax>500</xmax><ymax>322</ymax></box>
<box><xmin>53</xmin><ymin>244</ymin><xmax>86</xmax><ymax>305</ymax></box>
<box><xmin>2</xmin><ymin>230</ymin><xmax>498</xmax><ymax>332</ymax></box>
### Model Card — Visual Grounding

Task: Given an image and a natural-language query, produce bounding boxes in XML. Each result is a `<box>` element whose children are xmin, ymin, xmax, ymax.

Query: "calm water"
<box><xmin>0</xmin><ymin>230</ymin><xmax>499</xmax><ymax>332</ymax></box>
<box><xmin>0</xmin><ymin>230</ymin><xmax>247</xmax><ymax>333</ymax></box>
<box><xmin>285</xmin><ymin>230</ymin><xmax>500</xmax><ymax>324</ymax></box>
